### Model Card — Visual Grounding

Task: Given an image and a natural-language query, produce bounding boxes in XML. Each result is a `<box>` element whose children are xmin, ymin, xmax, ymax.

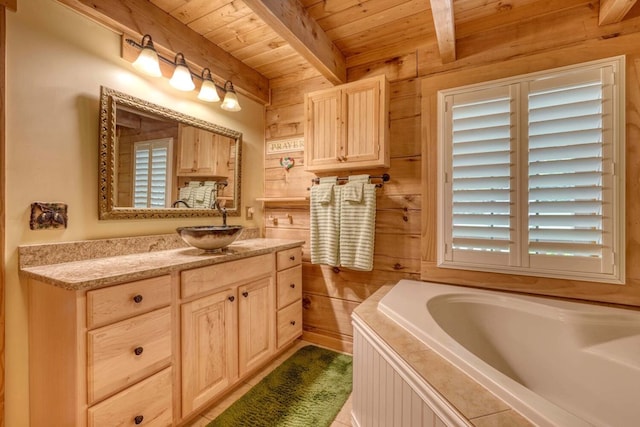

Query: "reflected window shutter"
<box><xmin>133</xmin><ymin>144</ymin><xmax>151</xmax><ymax>208</ymax></box>
<box><xmin>445</xmin><ymin>85</ymin><xmax>516</xmax><ymax>266</ymax></box>
<box><xmin>150</xmin><ymin>146</ymin><xmax>169</xmax><ymax>207</ymax></box>
<box><xmin>133</xmin><ymin>139</ymin><xmax>173</xmax><ymax>208</ymax></box>
<box><xmin>527</xmin><ymin>67</ymin><xmax>615</xmax><ymax>274</ymax></box>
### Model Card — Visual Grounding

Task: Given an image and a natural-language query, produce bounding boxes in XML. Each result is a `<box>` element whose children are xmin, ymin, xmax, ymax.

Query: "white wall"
<box><xmin>5</xmin><ymin>0</ymin><xmax>265</xmax><ymax>424</ymax></box>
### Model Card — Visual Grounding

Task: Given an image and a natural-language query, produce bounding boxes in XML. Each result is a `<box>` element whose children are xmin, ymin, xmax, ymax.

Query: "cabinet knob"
<box><xmin>132</xmin><ymin>294</ymin><xmax>143</xmax><ymax>304</ymax></box>
<box><xmin>242</xmin><ymin>291</ymin><xmax>249</xmax><ymax>298</ymax></box>
<box><xmin>289</xmin><ymin>255</ymin><xmax>296</xmax><ymax>261</ymax></box>
<box><xmin>133</xmin><ymin>346</ymin><xmax>144</xmax><ymax>356</ymax></box>
<box><xmin>290</xmin><ymin>320</ymin><xmax>296</xmax><ymax>326</ymax></box>
<box><xmin>228</xmin><ymin>296</ymin><xmax>235</xmax><ymax>302</ymax></box>
<box><xmin>134</xmin><ymin>415</ymin><xmax>144</xmax><ymax>425</ymax></box>
<box><xmin>290</xmin><ymin>283</ymin><xmax>296</xmax><ymax>289</ymax></box>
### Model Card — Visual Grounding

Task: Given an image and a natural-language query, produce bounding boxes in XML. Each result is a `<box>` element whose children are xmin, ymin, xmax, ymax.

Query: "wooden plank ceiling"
<box><xmin>62</xmin><ymin>0</ymin><xmax>640</xmax><ymax>100</ymax></box>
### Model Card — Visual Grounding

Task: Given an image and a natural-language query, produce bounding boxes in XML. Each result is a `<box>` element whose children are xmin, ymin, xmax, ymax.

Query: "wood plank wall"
<box><xmin>263</xmin><ymin>1</ymin><xmax>640</xmax><ymax>352</ymax></box>
<box><xmin>1</xmin><ymin>5</ymin><xmax>6</xmax><ymax>424</ymax></box>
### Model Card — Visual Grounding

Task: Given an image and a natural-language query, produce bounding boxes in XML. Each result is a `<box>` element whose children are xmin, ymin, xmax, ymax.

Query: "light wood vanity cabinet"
<box><xmin>179</xmin><ymin>253</ymin><xmax>275</xmax><ymax>417</ymax></box>
<box><xmin>27</xmin><ymin>243</ymin><xmax>303</xmax><ymax>426</ymax></box>
<box><xmin>304</xmin><ymin>75</ymin><xmax>390</xmax><ymax>172</ymax></box>
<box><xmin>176</xmin><ymin>124</ymin><xmax>230</xmax><ymax>177</ymax></box>
<box><xmin>29</xmin><ymin>274</ymin><xmax>173</xmax><ymax>427</ymax></box>
<box><xmin>275</xmin><ymin>247</ymin><xmax>303</xmax><ymax>348</ymax></box>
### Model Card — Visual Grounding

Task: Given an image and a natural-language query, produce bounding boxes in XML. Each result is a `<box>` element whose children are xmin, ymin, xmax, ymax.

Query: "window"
<box><xmin>133</xmin><ymin>138</ymin><xmax>173</xmax><ymax>208</ymax></box>
<box><xmin>438</xmin><ymin>57</ymin><xmax>625</xmax><ymax>284</ymax></box>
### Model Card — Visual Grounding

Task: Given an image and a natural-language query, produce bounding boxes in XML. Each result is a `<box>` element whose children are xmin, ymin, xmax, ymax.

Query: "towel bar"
<box><xmin>309</xmin><ymin>173</ymin><xmax>390</xmax><ymax>188</ymax></box>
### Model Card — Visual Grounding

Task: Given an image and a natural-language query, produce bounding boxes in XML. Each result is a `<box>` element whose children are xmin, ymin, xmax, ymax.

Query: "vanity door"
<box><xmin>181</xmin><ymin>286</ymin><xmax>238</xmax><ymax>416</ymax></box>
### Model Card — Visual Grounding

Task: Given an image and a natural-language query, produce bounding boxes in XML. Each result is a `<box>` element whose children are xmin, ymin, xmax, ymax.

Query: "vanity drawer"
<box><xmin>181</xmin><ymin>253</ymin><xmax>274</xmax><ymax>299</ymax></box>
<box><xmin>87</xmin><ymin>307</ymin><xmax>172</xmax><ymax>403</ymax></box>
<box><xmin>276</xmin><ymin>247</ymin><xmax>302</xmax><ymax>271</ymax></box>
<box><xmin>87</xmin><ymin>275</ymin><xmax>172</xmax><ymax>329</ymax></box>
<box><xmin>88</xmin><ymin>367</ymin><xmax>172</xmax><ymax>427</ymax></box>
<box><xmin>276</xmin><ymin>265</ymin><xmax>302</xmax><ymax>309</ymax></box>
<box><xmin>277</xmin><ymin>302</ymin><xmax>302</xmax><ymax>348</ymax></box>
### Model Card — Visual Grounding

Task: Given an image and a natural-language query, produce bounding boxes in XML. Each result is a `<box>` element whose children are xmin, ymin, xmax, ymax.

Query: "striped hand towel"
<box><xmin>339</xmin><ymin>175</ymin><xmax>376</xmax><ymax>271</ymax></box>
<box><xmin>310</xmin><ymin>176</ymin><xmax>340</xmax><ymax>267</ymax></box>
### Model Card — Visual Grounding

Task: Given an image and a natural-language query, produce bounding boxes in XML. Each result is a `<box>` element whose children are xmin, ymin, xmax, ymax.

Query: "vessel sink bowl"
<box><xmin>177</xmin><ymin>225</ymin><xmax>243</xmax><ymax>252</ymax></box>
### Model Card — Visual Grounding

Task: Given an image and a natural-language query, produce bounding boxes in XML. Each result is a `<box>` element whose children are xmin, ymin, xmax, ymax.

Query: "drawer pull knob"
<box><xmin>242</xmin><ymin>291</ymin><xmax>249</xmax><ymax>298</ymax></box>
<box><xmin>134</xmin><ymin>415</ymin><xmax>144</xmax><ymax>425</ymax></box>
<box><xmin>290</xmin><ymin>320</ymin><xmax>296</xmax><ymax>326</ymax></box>
<box><xmin>290</xmin><ymin>283</ymin><xmax>296</xmax><ymax>289</ymax></box>
<box><xmin>289</xmin><ymin>255</ymin><xmax>296</xmax><ymax>261</ymax></box>
<box><xmin>134</xmin><ymin>346</ymin><xmax>144</xmax><ymax>356</ymax></box>
<box><xmin>228</xmin><ymin>296</ymin><xmax>235</xmax><ymax>302</ymax></box>
<box><xmin>133</xmin><ymin>294</ymin><xmax>143</xmax><ymax>304</ymax></box>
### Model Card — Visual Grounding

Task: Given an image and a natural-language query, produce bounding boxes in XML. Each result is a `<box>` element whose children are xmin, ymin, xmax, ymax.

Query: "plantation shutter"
<box><xmin>133</xmin><ymin>138</ymin><xmax>173</xmax><ymax>208</ymax></box>
<box><xmin>439</xmin><ymin>57</ymin><xmax>623</xmax><ymax>283</ymax></box>
<box><xmin>527</xmin><ymin>67</ymin><xmax>615</xmax><ymax>274</ymax></box>
<box><xmin>444</xmin><ymin>85</ymin><xmax>517</xmax><ymax>266</ymax></box>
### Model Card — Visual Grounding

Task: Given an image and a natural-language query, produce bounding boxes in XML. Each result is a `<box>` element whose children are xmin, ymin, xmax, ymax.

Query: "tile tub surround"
<box><xmin>352</xmin><ymin>286</ymin><xmax>532</xmax><ymax>427</ymax></box>
<box><xmin>19</xmin><ymin>231</ymin><xmax>303</xmax><ymax>291</ymax></box>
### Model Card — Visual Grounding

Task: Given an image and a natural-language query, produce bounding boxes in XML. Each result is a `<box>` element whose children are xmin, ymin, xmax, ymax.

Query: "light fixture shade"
<box><xmin>197</xmin><ymin>69</ymin><xmax>220</xmax><ymax>102</ymax></box>
<box><xmin>170</xmin><ymin>53</ymin><xmax>195</xmax><ymax>91</ymax></box>
<box><xmin>220</xmin><ymin>82</ymin><xmax>241</xmax><ymax>111</ymax></box>
<box><xmin>132</xmin><ymin>35</ymin><xmax>162</xmax><ymax>77</ymax></box>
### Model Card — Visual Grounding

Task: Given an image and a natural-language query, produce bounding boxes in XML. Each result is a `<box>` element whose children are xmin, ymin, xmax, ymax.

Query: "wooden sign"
<box><xmin>266</xmin><ymin>137</ymin><xmax>304</xmax><ymax>154</ymax></box>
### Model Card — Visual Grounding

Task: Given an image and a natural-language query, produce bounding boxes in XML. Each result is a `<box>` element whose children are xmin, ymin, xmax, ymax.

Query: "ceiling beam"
<box><xmin>56</xmin><ymin>0</ymin><xmax>270</xmax><ymax>104</ymax></box>
<box><xmin>243</xmin><ymin>0</ymin><xmax>346</xmax><ymax>85</ymax></box>
<box><xmin>430</xmin><ymin>0</ymin><xmax>456</xmax><ymax>63</ymax></box>
<box><xmin>599</xmin><ymin>0</ymin><xmax>639</xmax><ymax>24</ymax></box>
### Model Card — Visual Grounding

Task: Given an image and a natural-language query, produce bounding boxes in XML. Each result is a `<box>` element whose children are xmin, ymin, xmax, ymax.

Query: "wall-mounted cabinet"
<box><xmin>177</xmin><ymin>124</ymin><xmax>230</xmax><ymax>177</ymax></box>
<box><xmin>304</xmin><ymin>75</ymin><xmax>390</xmax><ymax>172</ymax></box>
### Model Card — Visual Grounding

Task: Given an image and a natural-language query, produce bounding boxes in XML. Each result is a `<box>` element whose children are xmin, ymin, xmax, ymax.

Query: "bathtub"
<box><xmin>360</xmin><ymin>279</ymin><xmax>640</xmax><ymax>426</ymax></box>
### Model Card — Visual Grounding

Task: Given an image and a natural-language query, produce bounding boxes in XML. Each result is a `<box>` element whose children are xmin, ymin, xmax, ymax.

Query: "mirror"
<box><xmin>98</xmin><ymin>86</ymin><xmax>242</xmax><ymax>220</ymax></box>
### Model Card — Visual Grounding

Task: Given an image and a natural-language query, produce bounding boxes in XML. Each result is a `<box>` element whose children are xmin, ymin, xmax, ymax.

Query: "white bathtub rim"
<box><xmin>352</xmin><ymin>316</ymin><xmax>474</xmax><ymax>427</ymax></box>
<box><xmin>377</xmin><ymin>279</ymin><xmax>594</xmax><ymax>427</ymax></box>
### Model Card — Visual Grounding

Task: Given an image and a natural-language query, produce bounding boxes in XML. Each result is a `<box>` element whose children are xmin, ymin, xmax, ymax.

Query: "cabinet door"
<box><xmin>181</xmin><ymin>288</ymin><xmax>238</xmax><ymax>415</ymax></box>
<box><xmin>197</xmin><ymin>133</ymin><xmax>230</xmax><ymax>177</ymax></box>
<box><xmin>238</xmin><ymin>276</ymin><xmax>275</xmax><ymax>377</ymax></box>
<box><xmin>176</xmin><ymin>125</ymin><xmax>199</xmax><ymax>175</ymax></box>
<box><xmin>343</xmin><ymin>78</ymin><xmax>384</xmax><ymax>165</ymax></box>
<box><xmin>305</xmin><ymin>89</ymin><xmax>341</xmax><ymax>170</ymax></box>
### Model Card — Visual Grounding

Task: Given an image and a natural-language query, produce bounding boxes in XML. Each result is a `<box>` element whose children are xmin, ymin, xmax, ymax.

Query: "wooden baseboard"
<box><xmin>302</xmin><ymin>330</ymin><xmax>353</xmax><ymax>354</ymax></box>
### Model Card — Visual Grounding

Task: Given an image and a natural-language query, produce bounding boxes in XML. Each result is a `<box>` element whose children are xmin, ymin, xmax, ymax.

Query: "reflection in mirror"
<box><xmin>99</xmin><ymin>86</ymin><xmax>242</xmax><ymax>220</ymax></box>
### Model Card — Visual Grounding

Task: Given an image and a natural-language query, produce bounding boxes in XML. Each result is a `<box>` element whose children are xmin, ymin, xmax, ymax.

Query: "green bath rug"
<box><xmin>207</xmin><ymin>345</ymin><xmax>353</xmax><ymax>427</ymax></box>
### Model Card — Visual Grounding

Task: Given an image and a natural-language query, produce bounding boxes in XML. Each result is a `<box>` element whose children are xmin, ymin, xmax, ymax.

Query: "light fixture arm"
<box><xmin>126</xmin><ymin>37</ymin><xmax>229</xmax><ymax>92</ymax></box>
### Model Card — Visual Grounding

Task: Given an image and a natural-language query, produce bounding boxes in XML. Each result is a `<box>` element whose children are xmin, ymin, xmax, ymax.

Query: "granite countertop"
<box><xmin>20</xmin><ymin>238</ymin><xmax>304</xmax><ymax>291</ymax></box>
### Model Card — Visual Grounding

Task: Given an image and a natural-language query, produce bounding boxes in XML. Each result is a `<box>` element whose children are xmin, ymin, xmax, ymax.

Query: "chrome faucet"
<box><xmin>214</xmin><ymin>200</ymin><xmax>227</xmax><ymax>226</ymax></box>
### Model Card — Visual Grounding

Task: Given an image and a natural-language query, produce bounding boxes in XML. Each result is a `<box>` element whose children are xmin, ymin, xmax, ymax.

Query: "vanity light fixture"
<box><xmin>126</xmin><ymin>34</ymin><xmax>241</xmax><ymax>111</ymax></box>
<box><xmin>169</xmin><ymin>53</ymin><xmax>195</xmax><ymax>91</ymax></box>
<box><xmin>220</xmin><ymin>81</ymin><xmax>242</xmax><ymax>112</ymax></box>
<box><xmin>197</xmin><ymin>68</ymin><xmax>221</xmax><ymax>102</ymax></box>
<box><xmin>131</xmin><ymin>34</ymin><xmax>162</xmax><ymax>77</ymax></box>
